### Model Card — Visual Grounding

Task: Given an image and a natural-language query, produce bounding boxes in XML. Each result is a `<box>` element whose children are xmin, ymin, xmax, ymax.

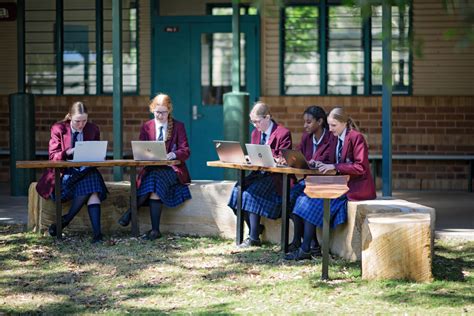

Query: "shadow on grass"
<box><xmin>370</xmin><ymin>241</ymin><xmax>474</xmax><ymax>308</ymax></box>
<box><xmin>432</xmin><ymin>242</ymin><xmax>474</xmax><ymax>281</ymax></box>
<box><xmin>2</xmin><ymin>228</ymin><xmax>473</xmax><ymax>313</ymax></box>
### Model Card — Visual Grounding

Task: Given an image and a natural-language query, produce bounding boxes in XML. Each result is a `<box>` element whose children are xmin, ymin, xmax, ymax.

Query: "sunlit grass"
<box><xmin>0</xmin><ymin>225</ymin><xmax>473</xmax><ymax>314</ymax></box>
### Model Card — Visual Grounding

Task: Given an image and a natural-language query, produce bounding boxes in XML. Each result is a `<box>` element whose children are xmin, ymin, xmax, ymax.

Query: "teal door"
<box><xmin>153</xmin><ymin>16</ymin><xmax>260</xmax><ymax>180</ymax></box>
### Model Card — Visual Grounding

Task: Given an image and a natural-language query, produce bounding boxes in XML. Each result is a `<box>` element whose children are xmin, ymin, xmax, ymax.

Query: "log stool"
<box><xmin>362</xmin><ymin>212</ymin><xmax>433</xmax><ymax>282</ymax></box>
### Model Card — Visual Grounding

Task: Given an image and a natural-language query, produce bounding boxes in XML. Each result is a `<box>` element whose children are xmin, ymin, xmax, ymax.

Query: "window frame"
<box><xmin>24</xmin><ymin>0</ymin><xmax>139</xmax><ymax>96</ymax></box>
<box><xmin>280</xmin><ymin>0</ymin><xmax>412</xmax><ymax>96</ymax></box>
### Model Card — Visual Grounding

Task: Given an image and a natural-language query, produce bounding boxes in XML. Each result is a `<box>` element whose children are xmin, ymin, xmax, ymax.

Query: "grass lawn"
<box><xmin>1</xmin><ymin>224</ymin><xmax>473</xmax><ymax>314</ymax></box>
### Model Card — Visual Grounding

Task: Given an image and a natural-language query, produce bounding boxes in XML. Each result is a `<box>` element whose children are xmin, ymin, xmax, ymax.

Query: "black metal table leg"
<box><xmin>281</xmin><ymin>174</ymin><xmax>290</xmax><ymax>253</ymax></box>
<box><xmin>469</xmin><ymin>160</ymin><xmax>472</xmax><ymax>193</ymax></box>
<box><xmin>236</xmin><ymin>170</ymin><xmax>245</xmax><ymax>245</ymax></box>
<box><xmin>54</xmin><ymin>168</ymin><xmax>62</xmax><ymax>240</ymax></box>
<box><xmin>321</xmin><ymin>198</ymin><xmax>330</xmax><ymax>280</ymax></box>
<box><xmin>130</xmin><ymin>166</ymin><xmax>139</xmax><ymax>237</ymax></box>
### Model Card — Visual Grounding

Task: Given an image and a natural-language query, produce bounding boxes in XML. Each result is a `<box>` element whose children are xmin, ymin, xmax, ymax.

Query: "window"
<box><xmin>207</xmin><ymin>4</ymin><xmax>258</xmax><ymax>16</ymax></box>
<box><xmin>371</xmin><ymin>5</ymin><xmax>410</xmax><ymax>94</ymax></box>
<box><xmin>25</xmin><ymin>0</ymin><xmax>138</xmax><ymax>95</ymax></box>
<box><xmin>328</xmin><ymin>6</ymin><xmax>364</xmax><ymax>94</ymax></box>
<box><xmin>281</xmin><ymin>2</ymin><xmax>411</xmax><ymax>95</ymax></box>
<box><xmin>283</xmin><ymin>6</ymin><xmax>319</xmax><ymax>94</ymax></box>
<box><xmin>201</xmin><ymin>33</ymin><xmax>246</xmax><ymax>105</ymax></box>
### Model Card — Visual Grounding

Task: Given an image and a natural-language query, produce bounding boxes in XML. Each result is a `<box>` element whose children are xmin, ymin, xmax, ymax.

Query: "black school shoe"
<box><xmin>142</xmin><ymin>230</ymin><xmax>162</xmax><ymax>241</ymax></box>
<box><xmin>118</xmin><ymin>210</ymin><xmax>131</xmax><ymax>227</ymax></box>
<box><xmin>287</xmin><ymin>241</ymin><xmax>302</xmax><ymax>253</ymax></box>
<box><xmin>48</xmin><ymin>219</ymin><xmax>69</xmax><ymax>237</ymax></box>
<box><xmin>310</xmin><ymin>245</ymin><xmax>322</xmax><ymax>257</ymax></box>
<box><xmin>238</xmin><ymin>237</ymin><xmax>262</xmax><ymax>248</ymax></box>
<box><xmin>284</xmin><ymin>248</ymin><xmax>312</xmax><ymax>261</ymax></box>
<box><xmin>91</xmin><ymin>234</ymin><xmax>104</xmax><ymax>244</ymax></box>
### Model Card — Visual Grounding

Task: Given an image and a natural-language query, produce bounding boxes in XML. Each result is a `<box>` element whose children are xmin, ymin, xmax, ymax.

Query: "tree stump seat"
<box><xmin>361</xmin><ymin>213</ymin><xmax>433</xmax><ymax>282</ymax></box>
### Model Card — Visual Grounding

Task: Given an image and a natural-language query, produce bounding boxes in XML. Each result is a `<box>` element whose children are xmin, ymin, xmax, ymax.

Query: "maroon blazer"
<box><xmin>298</xmin><ymin>129</ymin><xmax>336</xmax><ymax>163</ymax></box>
<box><xmin>251</xmin><ymin>120</ymin><xmax>292</xmax><ymax>195</ymax></box>
<box><xmin>36</xmin><ymin>121</ymin><xmax>100</xmax><ymax>199</ymax></box>
<box><xmin>136</xmin><ymin>118</ymin><xmax>191</xmax><ymax>186</ymax></box>
<box><xmin>334</xmin><ymin>129</ymin><xmax>376</xmax><ymax>201</ymax></box>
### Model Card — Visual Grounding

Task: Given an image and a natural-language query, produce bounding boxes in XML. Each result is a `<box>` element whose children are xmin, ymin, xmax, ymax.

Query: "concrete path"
<box><xmin>0</xmin><ymin>183</ymin><xmax>472</xmax><ymax>240</ymax></box>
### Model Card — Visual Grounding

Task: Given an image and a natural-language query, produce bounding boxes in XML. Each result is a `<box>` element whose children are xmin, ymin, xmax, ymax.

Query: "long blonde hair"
<box><xmin>63</xmin><ymin>101</ymin><xmax>88</xmax><ymax>121</ymax></box>
<box><xmin>328</xmin><ymin>106</ymin><xmax>359</xmax><ymax>132</ymax></box>
<box><xmin>148</xmin><ymin>93</ymin><xmax>174</xmax><ymax>141</ymax></box>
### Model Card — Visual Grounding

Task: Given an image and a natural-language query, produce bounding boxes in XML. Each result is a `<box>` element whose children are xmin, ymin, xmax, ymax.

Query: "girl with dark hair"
<box><xmin>36</xmin><ymin>101</ymin><xmax>107</xmax><ymax>243</ymax></box>
<box><xmin>286</xmin><ymin>105</ymin><xmax>335</xmax><ymax>257</ymax></box>
<box><xmin>285</xmin><ymin>106</ymin><xmax>376</xmax><ymax>260</ymax></box>
<box><xmin>117</xmin><ymin>93</ymin><xmax>192</xmax><ymax>240</ymax></box>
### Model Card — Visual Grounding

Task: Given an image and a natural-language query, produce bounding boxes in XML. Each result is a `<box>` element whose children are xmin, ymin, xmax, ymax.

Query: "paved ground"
<box><xmin>0</xmin><ymin>183</ymin><xmax>472</xmax><ymax>240</ymax></box>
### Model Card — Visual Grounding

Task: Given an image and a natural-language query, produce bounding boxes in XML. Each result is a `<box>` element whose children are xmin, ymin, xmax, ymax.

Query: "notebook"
<box><xmin>213</xmin><ymin>140</ymin><xmax>248</xmax><ymax>164</ymax></box>
<box><xmin>131</xmin><ymin>141</ymin><xmax>167</xmax><ymax>161</ymax></box>
<box><xmin>282</xmin><ymin>149</ymin><xmax>311</xmax><ymax>169</ymax></box>
<box><xmin>71</xmin><ymin>141</ymin><xmax>108</xmax><ymax>162</ymax></box>
<box><xmin>245</xmin><ymin>144</ymin><xmax>279</xmax><ymax>168</ymax></box>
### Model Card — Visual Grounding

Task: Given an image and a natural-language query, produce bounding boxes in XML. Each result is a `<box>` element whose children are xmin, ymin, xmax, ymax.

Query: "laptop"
<box><xmin>71</xmin><ymin>141</ymin><xmax>108</xmax><ymax>162</ymax></box>
<box><xmin>245</xmin><ymin>144</ymin><xmax>278</xmax><ymax>168</ymax></box>
<box><xmin>131</xmin><ymin>141</ymin><xmax>167</xmax><ymax>161</ymax></box>
<box><xmin>282</xmin><ymin>149</ymin><xmax>311</xmax><ymax>169</ymax></box>
<box><xmin>213</xmin><ymin>140</ymin><xmax>248</xmax><ymax>164</ymax></box>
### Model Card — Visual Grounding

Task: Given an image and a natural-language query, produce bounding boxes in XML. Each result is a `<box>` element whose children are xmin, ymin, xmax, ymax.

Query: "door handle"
<box><xmin>192</xmin><ymin>105</ymin><xmax>203</xmax><ymax>120</ymax></box>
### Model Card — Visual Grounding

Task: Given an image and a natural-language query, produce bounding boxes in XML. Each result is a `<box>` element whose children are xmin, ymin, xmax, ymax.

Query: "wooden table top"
<box><xmin>206</xmin><ymin>160</ymin><xmax>336</xmax><ymax>175</ymax></box>
<box><xmin>16</xmin><ymin>159</ymin><xmax>180</xmax><ymax>169</ymax></box>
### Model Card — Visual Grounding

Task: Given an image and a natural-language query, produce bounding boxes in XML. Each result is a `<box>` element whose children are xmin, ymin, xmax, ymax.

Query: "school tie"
<box><xmin>260</xmin><ymin>133</ymin><xmax>266</xmax><ymax>145</ymax></box>
<box><xmin>313</xmin><ymin>143</ymin><xmax>318</xmax><ymax>156</ymax></box>
<box><xmin>337</xmin><ymin>138</ymin><xmax>343</xmax><ymax>163</ymax></box>
<box><xmin>158</xmin><ymin>126</ymin><xmax>164</xmax><ymax>141</ymax></box>
<box><xmin>71</xmin><ymin>131</ymin><xmax>79</xmax><ymax>148</ymax></box>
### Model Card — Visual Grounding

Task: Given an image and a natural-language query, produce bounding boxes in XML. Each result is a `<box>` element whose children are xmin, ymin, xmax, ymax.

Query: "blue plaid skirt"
<box><xmin>51</xmin><ymin>167</ymin><xmax>107</xmax><ymax>202</ymax></box>
<box><xmin>138</xmin><ymin>166</ymin><xmax>191</xmax><ymax>208</ymax></box>
<box><xmin>228</xmin><ymin>172</ymin><xmax>282</xmax><ymax>219</ymax></box>
<box><xmin>291</xmin><ymin>179</ymin><xmax>348</xmax><ymax>228</ymax></box>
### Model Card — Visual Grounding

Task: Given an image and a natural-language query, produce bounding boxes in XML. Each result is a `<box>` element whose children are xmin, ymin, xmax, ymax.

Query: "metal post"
<box><xmin>17</xmin><ymin>0</ymin><xmax>25</xmax><ymax>92</ymax></box>
<box><xmin>281</xmin><ymin>174</ymin><xmax>290</xmax><ymax>253</ymax></box>
<box><xmin>382</xmin><ymin>2</ymin><xmax>392</xmax><ymax>196</ymax></box>
<box><xmin>236</xmin><ymin>170</ymin><xmax>245</xmax><ymax>245</ymax></box>
<box><xmin>224</xmin><ymin>0</ymin><xmax>249</xmax><ymax>180</ymax></box>
<box><xmin>112</xmin><ymin>0</ymin><xmax>123</xmax><ymax>180</ymax></box>
<box><xmin>231</xmin><ymin>0</ymin><xmax>240</xmax><ymax>92</ymax></box>
<box><xmin>363</xmin><ymin>10</ymin><xmax>372</xmax><ymax>95</ymax></box>
<box><xmin>96</xmin><ymin>0</ymin><xmax>103</xmax><ymax>94</ymax></box>
<box><xmin>55</xmin><ymin>0</ymin><xmax>64</xmax><ymax>95</ymax></box>
<box><xmin>55</xmin><ymin>169</ymin><xmax>62</xmax><ymax>240</ymax></box>
<box><xmin>130</xmin><ymin>166</ymin><xmax>139</xmax><ymax>236</ymax></box>
<box><xmin>319</xmin><ymin>0</ymin><xmax>327</xmax><ymax>95</ymax></box>
<box><xmin>321</xmin><ymin>198</ymin><xmax>330</xmax><ymax>280</ymax></box>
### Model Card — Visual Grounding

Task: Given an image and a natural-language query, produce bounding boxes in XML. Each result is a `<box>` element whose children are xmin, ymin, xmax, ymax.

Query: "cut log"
<box><xmin>362</xmin><ymin>213</ymin><xmax>433</xmax><ymax>282</ymax></box>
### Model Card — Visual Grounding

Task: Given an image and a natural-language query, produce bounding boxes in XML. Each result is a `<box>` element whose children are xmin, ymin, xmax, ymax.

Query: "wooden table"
<box><xmin>304</xmin><ymin>175</ymin><xmax>349</xmax><ymax>280</ymax></box>
<box><xmin>207</xmin><ymin>160</ymin><xmax>335</xmax><ymax>253</ymax></box>
<box><xmin>16</xmin><ymin>159</ymin><xmax>180</xmax><ymax>239</ymax></box>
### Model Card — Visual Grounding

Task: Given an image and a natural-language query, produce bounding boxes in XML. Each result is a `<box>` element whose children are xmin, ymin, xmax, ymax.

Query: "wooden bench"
<box><xmin>28</xmin><ymin>181</ymin><xmax>435</xmax><ymax>262</ymax></box>
<box><xmin>369</xmin><ymin>154</ymin><xmax>474</xmax><ymax>192</ymax></box>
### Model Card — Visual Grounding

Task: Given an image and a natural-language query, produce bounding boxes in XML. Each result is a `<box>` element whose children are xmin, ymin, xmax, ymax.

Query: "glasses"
<box><xmin>154</xmin><ymin>110</ymin><xmax>168</xmax><ymax>116</ymax></box>
<box><xmin>251</xmin><ymin>117</ymin><xmax>267</xmax><ymax>125</ymax></box>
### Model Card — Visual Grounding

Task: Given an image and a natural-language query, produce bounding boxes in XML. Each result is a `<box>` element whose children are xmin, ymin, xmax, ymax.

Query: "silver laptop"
<box><xmin>282</xmin><ymin>149</ymin><xmax>311</xmax><ymax>169</ymax></box>
<box><xmin>131</xmin><ymin>141</ymin><xmax>167</xmax><ymax>161</ymax></box>
<box><xmin>245</xmin><ymin>144</ymin><xmax>277</xmax><ymax>168</ymax></box>
<box><xmin>71</xmin><ymin>141</ymin><xmax>108</xmax><ymax>162</ymax></box>
<box><xmin>213</xmin><ymin>140</ymin><xmax>248</xmax><ymax>164</ymax></box>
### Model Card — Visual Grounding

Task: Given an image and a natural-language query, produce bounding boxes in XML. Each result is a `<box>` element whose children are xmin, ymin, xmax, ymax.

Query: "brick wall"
<box><xmin>262</xmin><ymin>96</ymin><xmax>474</xmax><ymax>190</ymax></box>
<box><xmin>0</xmin><ymin>95</ymin><xmax>151</xmax><ymax>182</ymax></box>
<box><xmin>1</xmin><ymin>95</ymin><xmax>473</xmax><ymax>190</ymax></box>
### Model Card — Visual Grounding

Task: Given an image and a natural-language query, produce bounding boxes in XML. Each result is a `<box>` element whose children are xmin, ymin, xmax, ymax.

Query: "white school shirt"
<box><xmin>155</xmin><ymin>121</ymin><xmax>168</xmax><ymax>141</ymax></box>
